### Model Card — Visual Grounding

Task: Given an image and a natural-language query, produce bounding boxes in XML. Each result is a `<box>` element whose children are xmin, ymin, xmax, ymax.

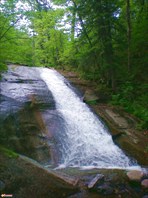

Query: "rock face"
<box><xmin>105</xmin><ymin>109</ymin><xmax>129</xmax><ymax>129</ymax></box>
<box><xmin>127</xmin><ymin>170</ymin><xmax>144</xmax><ymax>181</ymax></box>
<box><xmin>0</xmin><ymin>65</ymin><xmax>64</xmax><ymax>166</ymax></box>
<box><xmin>0</xmin><ymin>153</ymin><xmax>79</xmax><ymax>198</ymax></box>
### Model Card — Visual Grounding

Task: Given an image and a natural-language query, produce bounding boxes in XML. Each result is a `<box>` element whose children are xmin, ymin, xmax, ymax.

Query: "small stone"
<box><xmin>133</xmin><ymin>139</ymin><xmax>139</xmax><ymax>144</ymax></box>
<box><xmin>88</xmin><ymin>174</ymin><xmax>104</xmax><ymax>189</ymax></box>
<box><xmin>141</xmin><ymin>179</ymin><xmax>148</xmax><ymax>189</ymax></box>
<box><xmin>127</xmin><ymin>170</ymin><xmax>144</xmax><ymax>181</ymax></box>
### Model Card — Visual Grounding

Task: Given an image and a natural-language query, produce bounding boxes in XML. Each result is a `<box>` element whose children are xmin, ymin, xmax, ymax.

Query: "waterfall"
<box><xmin>40</xmin><ymin>68</ymin><xmax>138</xmax><ymax>169</ymax></box>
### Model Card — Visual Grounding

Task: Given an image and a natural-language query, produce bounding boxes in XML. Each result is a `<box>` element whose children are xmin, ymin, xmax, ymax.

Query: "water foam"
<box><xmin>40</xmin><ymin>68</ymin><xmax>138</xmax><ymax>169</ymax></box>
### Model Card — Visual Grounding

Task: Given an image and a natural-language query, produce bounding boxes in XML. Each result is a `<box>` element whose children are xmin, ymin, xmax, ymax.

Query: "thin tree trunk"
<box><xmin>126</xmin><ymin>0</ymin><xmax>131</xmax><ymax>72</ymax></box>
<box><xmin>0</xmin><ymin>16</ymin><xmax>22</xmax><ymax>41</ymax></box>
<box><xmin>72</xmin><ymin>0</ymin><xmax>99</xmax><ymax>74</ymax></box>
<box><xmin>71</xmin><ymin>7</ymin><xmax>76</xmax><ymax>42</ymax></box>
<box><xmin>72</xmin><ymin>0</ymin><xmax>93</xmax><ymax>47</ymax></box>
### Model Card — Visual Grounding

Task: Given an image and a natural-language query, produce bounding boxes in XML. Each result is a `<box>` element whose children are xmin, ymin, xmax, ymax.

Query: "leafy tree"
<box><xmin>31</xmin><ymin>9</ymin><xmax>67</xmax><ymax>66</ymax></box>
<box><xmin>0</xmin><ymin>0</ymin><xmax>33</xmax><ymax>67</ymax></box>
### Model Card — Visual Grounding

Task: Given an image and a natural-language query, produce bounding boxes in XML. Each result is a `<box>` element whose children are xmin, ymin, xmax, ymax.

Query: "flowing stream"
<box><xmin>40</xmin><ymin>68</ymin><xmax>138</xmax><ymax>169</ymax></box>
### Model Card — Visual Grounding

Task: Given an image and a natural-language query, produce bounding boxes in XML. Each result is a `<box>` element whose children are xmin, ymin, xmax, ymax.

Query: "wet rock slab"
<box><xmin>0</xmin><ymin>65</ymin><xmax>64</xmax><ymax>166</ymax></box>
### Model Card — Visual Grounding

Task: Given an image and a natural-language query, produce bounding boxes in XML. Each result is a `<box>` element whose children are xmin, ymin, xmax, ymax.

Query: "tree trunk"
<box><xmin>71</xmin><ymin>7</ymin><xmax>76</xmax><ymax>42</ymax></box>
<box><xmin>97</xmin><ymin>0</ymin><xmax>116</xmax><ymax>91</ymax></box>
<box><xmin>72</xmin><ymin>0</ymin><xmax>92</xmax><ymax>47</ymax></box>
<box><xmin>126</xmin><ymin>0</ymin><xmax>131</xmax><ymax>72</ymax></box>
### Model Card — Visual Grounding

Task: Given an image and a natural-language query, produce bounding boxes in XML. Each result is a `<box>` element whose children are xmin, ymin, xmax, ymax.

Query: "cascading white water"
<box><xmin>40</xmin><ymin>68</ymin><xmax>138</xmax><ymax>169</ymax></box>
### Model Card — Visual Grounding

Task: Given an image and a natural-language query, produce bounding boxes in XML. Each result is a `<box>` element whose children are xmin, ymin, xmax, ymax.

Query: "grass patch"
<box><xmin>86</xmin><ymin>100</ymin><xmax>98</xmax><ymax>105</ymax></box>
<box><xmin>0</xmin><ymin>145</ymin><xmax>19</xmax><ymax>158</ymax></box>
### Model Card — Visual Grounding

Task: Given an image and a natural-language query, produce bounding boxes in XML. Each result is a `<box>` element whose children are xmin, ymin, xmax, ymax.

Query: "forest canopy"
<box><xmin>0</xmin><ymin>0</ymin><xmax>148</xmax><ymax>129</ymax></box>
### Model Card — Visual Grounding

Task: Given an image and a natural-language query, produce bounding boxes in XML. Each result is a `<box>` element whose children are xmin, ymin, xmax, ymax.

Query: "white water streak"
<box><xmin>40</xmin><ymin>68</ymin><xmax>137</xmax><ymax>168</ymax></box>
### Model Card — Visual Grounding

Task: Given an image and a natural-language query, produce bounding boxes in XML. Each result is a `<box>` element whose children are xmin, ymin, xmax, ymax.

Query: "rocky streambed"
<box><xmin>0</xmin><ymin>150</ymin><xmax>148</xmax><ymax>198</ymax></box>
<box><xmin>0</xmin><ymin>65</ymin><xmax>148</xmax><ymax>198</ymax></box>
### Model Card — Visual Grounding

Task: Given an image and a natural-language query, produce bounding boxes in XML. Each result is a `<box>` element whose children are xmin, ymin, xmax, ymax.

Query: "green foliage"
<box><xmin>32</xmin><ymin>9</ymin><xmax>67</xmax><ymax>67</ymax></box>
<box><xmin>86</xmin><ymin>100</ymin><xmax>98</xmax><ymax>105</ymax></box>
<box><xmin>59</xmin><ymin>41</ymin><xmax>78</xmax><ymax>68</ymax></box>
<box><xmin>111</xmin><ymin>82</ymin><xmax>148</xmax><ymax>129</ymax></box>
<box><xmin>0</xmin><ymin>8</ymin><xmax>33</xmax><ymax>66</ymax></box>
<box><xmin>0</xmin><ymin>63</ymin><xmax>8</xmax><ymax>72</ymax></box>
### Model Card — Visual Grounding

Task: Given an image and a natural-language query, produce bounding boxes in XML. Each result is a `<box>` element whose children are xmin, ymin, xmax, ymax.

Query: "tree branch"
<box><xmin>0</xmin><ymin>37</ymin><xmax>30</xmax><ymax>43</ymax></box>
<box><xmin>0</xmin><ymin>15</ymin><xmax>23</xmax><ymax>41</ymax></box>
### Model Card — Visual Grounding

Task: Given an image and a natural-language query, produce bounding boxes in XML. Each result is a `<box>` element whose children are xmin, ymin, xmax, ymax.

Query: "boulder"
<box><xmin>83</xmin><ymin>90</ymin><xmax>99</xmax><ymax>104</ymax></box>
<box><xmin>127</xmin><ymin>170</ymin><xmax>144</xmax><ymax>181</ymax></box>
<box><xmin>105</xmin><ymin>109</ymin><xmax>128</xmax><ymax>129</ymax></box>
<box><xmin>141</xmin><ymin>179</ymin><xmax>148</xmax><ymax>189</ymax></box>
